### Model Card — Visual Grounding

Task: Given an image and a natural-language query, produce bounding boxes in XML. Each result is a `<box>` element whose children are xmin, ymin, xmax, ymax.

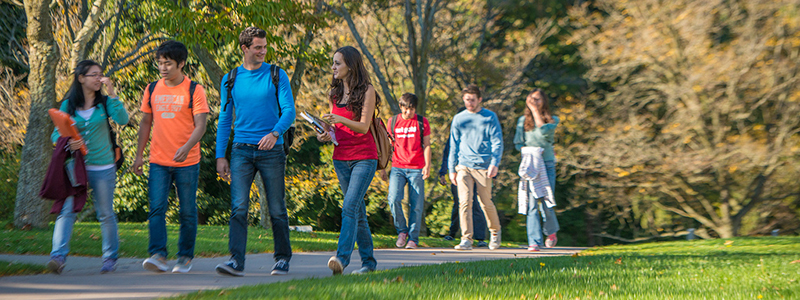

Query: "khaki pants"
<box><xmin>455</xmin><ymin>165</ymin><xmax>501</xmax><ymax>241</ymax></box>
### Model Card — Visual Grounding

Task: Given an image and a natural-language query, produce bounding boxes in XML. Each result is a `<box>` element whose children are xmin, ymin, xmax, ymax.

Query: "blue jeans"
<box><xmin>527</xmin><ymin>161</ymin><xmax>560</xmax><ymax>246</ymax></box>
<box><xmin>51</xmin><ymin>168</ymin><xmax>119</xmax><ymax>260</ymax></box>
<box><xmin>387</xmin><ymin>168</ymin><xmax>424</xmax><ymax>243</ymax></box>
<box><xmin>447</xmin><ymin>182</ymin><xmax>487</xmax><ymax>240</ymax></box>
<box><xmin>147</xmin><ymin>163</ymin><xmax>200</xmax><ymax>259</ymax></box>
<box><xmin>333</xmin><ymin>159</ymin><xmax>377</xmax><ymax>270</ymax></box>
<box><xmin>228</xmin><ymin>143</ymin><xmax>291</xmax><ymax>267</ymax></box>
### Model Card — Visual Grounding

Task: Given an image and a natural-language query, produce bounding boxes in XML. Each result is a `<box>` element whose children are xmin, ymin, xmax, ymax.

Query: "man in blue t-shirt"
<box><xmin>447</xmin><ymin>84</ymin><xmax>503</xmax><ymax>251</ymax></box>
<box><xmin>214</xmin><ymin>27</ymin><xmax>295</xmax><ymax>277</ymax></box>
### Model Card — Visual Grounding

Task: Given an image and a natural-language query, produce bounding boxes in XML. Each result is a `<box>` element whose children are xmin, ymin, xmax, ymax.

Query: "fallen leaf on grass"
<box><xmin>456</xmin><ymin>268</ymin><xmax>464</xmax><ymax>274</ymax></box>
<box><xmin>414</xmin><ymin>283</ymin><xmax>420</xmax><ymax>288</ymax></box>
<box><xmin>598</xmin><ymin>291</ymin><xmax>605</xmax><ymax>296</ymax></box>
<box><xmin>789</xmin><ymin>260</ymin><xmax>800</xmax><ymax>264</ymax></box>
<box><xmin>287</xmin><ymin>286</ymin><xmax>295</xmax><ymax>290</ymax></box>
<box><xmin>724</xmin><ymin>240</ymin><xmax>734</xmax><ymax>245</ymax></box>
<box><xmin>393</xmin><ymin>276</ymin><xmax>404</xmax><ymax>283</ymax></box>
<box><xmin>509</xmin><ymin>263</ymin><xmax>514</xmax><ymax>268</ymax></box>
<box><xmin>431</xmin><ymin>253</ymin><xmax>436</xmax><ymax>255</ymax></box>
<box><xmin>571</xmin><ymin>253</ymin><xmax>579</xmax><ymax>258</ymax></box>
<box><xmin>614</xmin><ymin>257</ymin><xmax>623</xmax><ymax>265</ymax></box>
<box><xmin>90</xmin><ymin>234</ymin><xmax>99</xmax><ymax>240</ymax></box>
<box><xmin>218</xmin><ymin>290</ymin><xmax>227</xmax><ymax>296</ymax></box>
<box><xmin>611</xmin><ymin>284</ymin><xmax>618</xmax><ymax>291</ymax></box>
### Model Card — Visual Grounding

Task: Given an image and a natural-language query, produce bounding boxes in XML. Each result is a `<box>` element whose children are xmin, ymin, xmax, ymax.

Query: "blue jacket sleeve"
<box><xmin>215</xmin><ymin>73</ymin><xmax>233</xmax><ymax>159</ymax></box>
<box><xmin>513</xmin><ymin>116</ymin><xmax>525</xmax><ymax>151</ymax></box>
<box><xmin>447</xmin><ymin>118</ymin><xmax>459</xmax><ymax>174</ymax></box>
<box><xmin>272</xmin><ymin>68</ymin><xmax>296</xmax><ymax>137</ymax></box>
<box><xmin>489</xmin><ymin>113</ymin><xmax>504</xmax><ymax>167</ymax></box>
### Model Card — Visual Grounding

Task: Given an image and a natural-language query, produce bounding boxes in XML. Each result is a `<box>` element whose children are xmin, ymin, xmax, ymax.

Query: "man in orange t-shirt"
<box><xmin>133</xmin><ymin>41</ymin><xmax>209</xmax><ymax>274</ymax></box>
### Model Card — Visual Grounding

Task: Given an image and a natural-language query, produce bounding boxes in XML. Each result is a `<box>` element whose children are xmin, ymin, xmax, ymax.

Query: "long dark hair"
<box><xmin>329</xmin><ymin>46</ymin><xmax>380</xmax><ymax>120</ymax></box>
<box><xmin>64</xmin><ymin>60</ymin><xmax>105</xmax><ymax>116</ymax></box>
<box><xmin>524</xmin><ymin>89</ymin><xmax>554</xmax><ymax>131</ymax></box>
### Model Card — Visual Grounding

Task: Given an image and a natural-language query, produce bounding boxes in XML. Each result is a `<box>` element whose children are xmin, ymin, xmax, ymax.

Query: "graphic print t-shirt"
<box><xmin>391</xmin><ymin>115</ymin><xmax>430</xmax><ymax>169</ymax></box>
<box><xmin>140</xmin><ymin>76</ymin><xmax>210</xmax><ymax>167</ymax></box>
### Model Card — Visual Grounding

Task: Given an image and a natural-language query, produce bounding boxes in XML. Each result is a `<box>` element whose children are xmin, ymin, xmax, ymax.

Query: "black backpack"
<box><xmin>390</xmin><ymin>114</ymin><xmax>425</xmax><ymax>149</ymax></box>
<box><xmin>223</xmin><ymin>64</ymin><xmax>295</xmax><ymax>155</ymax></box>
<box><xmin>100</xmin><ymin>96</ymin><xmax>125</xmax><ymax>171</ymax></box>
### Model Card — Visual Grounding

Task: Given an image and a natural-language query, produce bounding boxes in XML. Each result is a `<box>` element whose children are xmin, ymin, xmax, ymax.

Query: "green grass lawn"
<box><xmin>0</xmin><ymin>260</ymin><xmax>48</xmax><ymax>277</ymax></box>
<box><xmin>167</xmin><ymin>237</ymin><xmax>800</xmax><ymax>300</ymax></box>
<box><xmin>0</xmin><ymin>222</ymin><xmax>515</xmax><ymax>259</ymax></box>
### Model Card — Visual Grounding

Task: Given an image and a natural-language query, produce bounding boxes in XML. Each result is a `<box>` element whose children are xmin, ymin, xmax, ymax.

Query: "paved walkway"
<box><xmin>0</xmin><ymin>246</ymin><xmax>584</xmax><ymax>300</ymax></box>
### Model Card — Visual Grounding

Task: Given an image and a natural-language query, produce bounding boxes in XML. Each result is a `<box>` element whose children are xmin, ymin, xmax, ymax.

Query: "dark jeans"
<box><xmin>228</xmin><ymin>143</ymin><xmax>292</xmax><ymax>267</ymax></box>
<box><xmin>447</xmin><ymin>183</ymin><xmax>487</xmax><ymax>241</ymax></box>
<box><xmin>148</xmin><ymin>163</ymin><xmax>199</xmax><ymax>259</ymax></box>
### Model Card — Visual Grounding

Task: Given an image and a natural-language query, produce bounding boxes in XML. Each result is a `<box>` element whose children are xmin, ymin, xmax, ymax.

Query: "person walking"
<box><xmin>46</xmin><ymin>59</ymin><xmax>129</xmax><ymax>274</ymax></box>
<box><xmin>214</xmin><ymin>27</ymin><xmax>296</xmax><ymax>277</ymax></box>
<box><xmin>384</xmin><ymin>93</ymin><xmax>431</xmax><ymax>250</ymax></box>
<box><xmin>447</xmin><ymin>84</ymin><xmax>504</xmax><ymax>251</ymax></box>
<box><xmin>316</xmin><ymin>46</ymin><xmax>380</xmax><ymax>275</ymax></box>
<box><xmin>134</xmin><ymin>41</ymin><xmax>209</xmax><ymax>273</ymax></box>
<box><xmin>514</xmin><ymin>89</ymin><xmax>560</xmax><ymax>251</ymax></box>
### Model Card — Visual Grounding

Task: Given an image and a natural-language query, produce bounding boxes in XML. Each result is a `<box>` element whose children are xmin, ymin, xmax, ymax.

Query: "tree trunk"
<box><xmin>15</xmin><ymin>0</ymin><xmax>59</xmax><ymax>228</ymax></box>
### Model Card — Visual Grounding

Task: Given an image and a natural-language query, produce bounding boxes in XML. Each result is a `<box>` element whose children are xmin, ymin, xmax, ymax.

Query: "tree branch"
<box><xmin>70</xmin><ymin>0</ymin><xmax>110</xmax><ymax>69</ymax></box>
<box><xmin>327</xmin><ymin>2</ymin><xmax>399</xmax><ymax>114</ymax></box>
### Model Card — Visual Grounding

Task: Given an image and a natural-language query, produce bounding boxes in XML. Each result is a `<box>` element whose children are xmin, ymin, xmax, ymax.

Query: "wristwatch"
<box><xmin>271</xmin><ymin>131</ymin><xmax>280</xmax><ymax>137</ymax></box>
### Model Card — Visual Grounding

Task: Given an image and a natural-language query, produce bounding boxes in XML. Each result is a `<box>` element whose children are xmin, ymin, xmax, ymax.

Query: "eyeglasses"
<box><xmin>84</xmin><ymin>73</ymin><xmax>104</xmax><ymax>78</ymax></box>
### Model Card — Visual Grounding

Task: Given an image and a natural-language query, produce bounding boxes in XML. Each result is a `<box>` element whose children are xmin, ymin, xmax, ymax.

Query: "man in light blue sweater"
<box><xmin>447</xmin><ymin>84</ymin><xmax>504</xmax><ymax>251</ymax></box>
<box><xmin>214</xmin><ymin>27</ymin><xmax>295</xmax><ymax>277</ymax></box>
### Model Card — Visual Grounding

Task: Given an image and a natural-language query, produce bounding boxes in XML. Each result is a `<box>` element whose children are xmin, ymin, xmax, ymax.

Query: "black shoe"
<box><xmin>215</xmin><ymin>259</ymin><xmax>244</xmax><ymax>277</ymax></box>
<box><xmin>271</xmin><ymin>259</ymin><xmax>289</xmax><ymax>275</ymax></box>
<box><xmin>476</xmin><ymin>240</ymin><xmax>488</xmax><ymax>247</ymax></box>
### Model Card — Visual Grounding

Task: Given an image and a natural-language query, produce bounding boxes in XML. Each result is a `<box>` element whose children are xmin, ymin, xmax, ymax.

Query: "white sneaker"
<box><xmin>489</xmin><ymin>230</ymin><xmax>501</xmax><ymax>250</ymax></box>
<box><xmin>327</xmin><ymin>256</ymin><xmax>343</xmax><ymax>275</ymax></box>
<box><xmin>454</xmin><ymin>239</ymin><xmax>473</xmax><ymax>250</ymax></box>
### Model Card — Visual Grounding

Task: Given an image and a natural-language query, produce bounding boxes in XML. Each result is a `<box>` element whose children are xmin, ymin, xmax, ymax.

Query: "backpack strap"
<box><xmin>271</xmin><ymin>64</ymin><xmax>283</xmax><ymax>117</ymax></box>
<box><xmin>146</xmin><ymin>81</ymin><xmax>158</xmax><ymax>111</ymax></box>
<box><xmin>417</xmin><ymin>114</ymin><xmax>425</xmax><ymax>149</ymax></box>
<box><xmin>390</xmin><ymin>114</ymin><xmax>398</xmax><ymax>139</ymax></box>
<box><xmin>223</xmin><ymin>68</ymin><xmax>238</xmax><ymax>112</ymax></box>
<box><xmin>188</xmin><ymin>80</ymin><xmax>198</xmax><ymax>110</ymax></box>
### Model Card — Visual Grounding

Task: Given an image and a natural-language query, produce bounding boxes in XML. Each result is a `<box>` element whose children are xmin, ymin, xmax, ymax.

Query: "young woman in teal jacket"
<box><xmin>47</xmin><ymin>60</ymin><xmax>129</xmax><ymax>274</ymax></box>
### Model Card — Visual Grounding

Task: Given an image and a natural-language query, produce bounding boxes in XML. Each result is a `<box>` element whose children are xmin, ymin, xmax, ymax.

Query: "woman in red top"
<box><xmin>317</xmin><ymin>46</ymin><xmax>379</xmax><ymax>275</ymax></box>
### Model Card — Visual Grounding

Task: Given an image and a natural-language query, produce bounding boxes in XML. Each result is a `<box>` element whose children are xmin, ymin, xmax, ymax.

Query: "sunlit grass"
<box><xmin>167</xmin><ymin>237</ymin><xmax>800</xmax><ymax>300</ymax></box>
<box><xmin>0</xmin><ymin>260</ymin><xmax>47</xmax><ymax>277</ymax></box>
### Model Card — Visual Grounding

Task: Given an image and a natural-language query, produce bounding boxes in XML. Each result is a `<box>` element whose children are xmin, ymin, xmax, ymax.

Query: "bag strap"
<box><xmin>223</xmin><ymin>67</ymin><xmax>238</xmax><ymax>112</ymax></box>
<box><xmin>271</xmin><ymin>64</ymin><xmax>283</xmax><ymax>118</ymax></box>
<box><xmin>417</xmin><ymin>114</ymin><xmax>424</xmax><ymax>149</ymax></box>
<box><xmin>100</xmin><ymin>96</ymin><xmax>119</xmax><ymax>147</ymax></box>
<box><xmin>390</xmin><ymin>114</ymin><xmax>398</xmax><ymax>139</ymax></box>
<box><xmin>188</xmin><ymin>80</ymin><xmax>197</xmax><ymax>110</ymax></box>
<box><xmin>147</xmin><ymin>79</ymin><xmax>198</xmax><ymax>112</ymax></box>
<box><xmin>146</xmin><ymin>81</ymin><xmax>158</xmax><ymax>111</ymax></box>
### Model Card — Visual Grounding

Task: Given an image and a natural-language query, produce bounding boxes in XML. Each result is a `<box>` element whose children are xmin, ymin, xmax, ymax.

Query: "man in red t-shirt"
<box><xmin>382</xmin><ymin>93</ymin><xmax>431</xmax><ymax>249</ymax></box>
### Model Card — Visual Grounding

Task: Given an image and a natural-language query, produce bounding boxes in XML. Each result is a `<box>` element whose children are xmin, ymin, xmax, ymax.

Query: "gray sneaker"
<box><xmin>142</xmin><ymin>254</ymin><xmax>169</xmax><ymax>272</ymax></box>
<box><xmin>454</xmin><ymin>239</ymin><xmax>473</xmax><ymax>250</ymax></box>
<box><xmin>172</xmin><ymin>256</ymin><xmax>192</xmax><ymax>273</ymax></box>
<box><xmin>47</xmin><ymin>255</ymin><xmax>65</xmax><ymax>274</ymax></box>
